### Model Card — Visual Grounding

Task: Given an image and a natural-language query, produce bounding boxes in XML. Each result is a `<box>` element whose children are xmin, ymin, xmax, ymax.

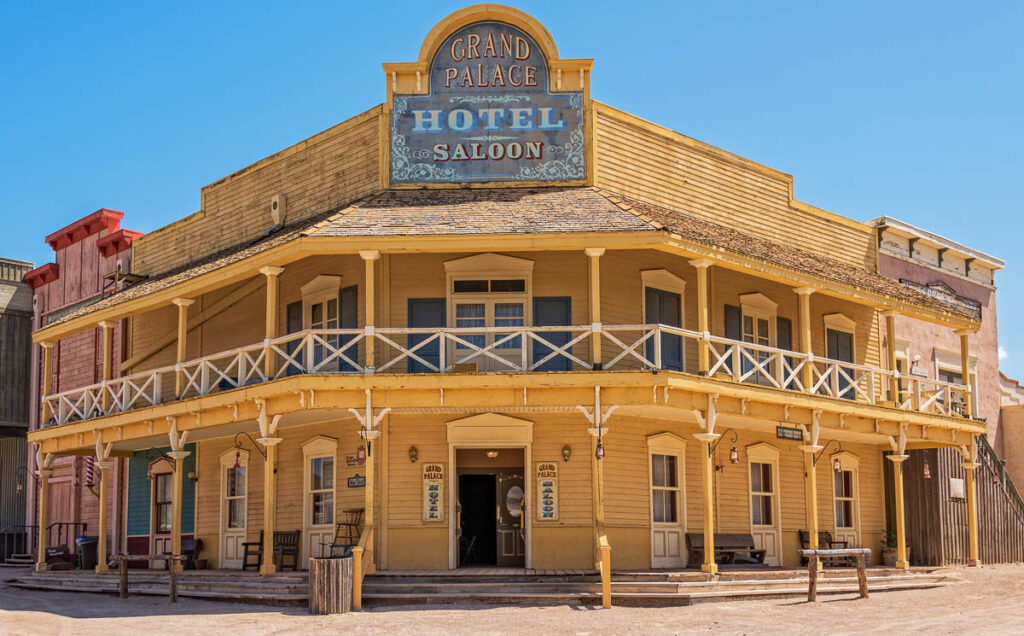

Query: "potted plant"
<box><xmin>881</xmin><ymin>530</ymin><xmax>911</xmax><ymax>566</ymax></box>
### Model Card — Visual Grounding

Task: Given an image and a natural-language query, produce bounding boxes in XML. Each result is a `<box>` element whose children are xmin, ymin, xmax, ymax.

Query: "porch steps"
<box><xmin>2</xmin><ymin>554</ymin><xmax>35</xmax><ymax>568</ymax></box>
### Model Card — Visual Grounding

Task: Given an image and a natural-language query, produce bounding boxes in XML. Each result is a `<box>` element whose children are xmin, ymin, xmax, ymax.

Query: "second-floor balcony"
<box><xmin>42</xmin><ymin>322</ymin><xmax>972</xmax><ymax>427</ymax></box>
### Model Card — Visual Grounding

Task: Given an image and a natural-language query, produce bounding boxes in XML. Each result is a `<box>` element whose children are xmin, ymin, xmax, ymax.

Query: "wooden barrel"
<box><xmin>309</xmin><ymin>556</ymin><xmax>353</xmax><ymax>614</ymax></box>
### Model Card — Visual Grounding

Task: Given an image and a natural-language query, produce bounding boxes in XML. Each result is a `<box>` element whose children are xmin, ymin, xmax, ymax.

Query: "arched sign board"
<box><xmin>389</xmin><ymin>20</ymin><xmax>586</xmax><ymax>186</ymax></box>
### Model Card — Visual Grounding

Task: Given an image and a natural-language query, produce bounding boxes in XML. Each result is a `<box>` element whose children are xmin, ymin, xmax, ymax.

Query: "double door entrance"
<box><xmin>456</xmin><ymin>448</ymin><xmax>525</xmax><ymax>568</ymax></box>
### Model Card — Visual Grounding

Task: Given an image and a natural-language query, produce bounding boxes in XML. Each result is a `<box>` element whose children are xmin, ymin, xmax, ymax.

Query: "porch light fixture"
<box><xmin>710</xmin><ymin>428</ymin><xmax>739</xmax><ymax>471</ymax></box>
<box><xmin>357</xmin><ymin>445</ymin><xmax>367</xmax><ymax>464</ymax></box>
<box><xmin>832</xmin><ymin>456</ymin><xmax>842</xmax><ymax>473</ymax></box>
<box><xmin>994</xmin><ymin>472</ymin><xmax>1000</xmax><ymax>486</ymax></box>
<box><xmin>923</xmin><ymin>458</ymin><xmax>931</xmax><ymax>479</ymax></box>
<box><xmin>15</xmin><ymin>466</ymin><xmax>28</xmax><ymax>495</ymax></box>
<box><xmin>729</xmin><ymin>446</ymin><xmax>740</xmax><ymax>465</ymax></box>
<box><xmin>408</xmin><ymin>446</ymin><xmax>418</xmax><ymax>463</ymax></box>
<box><xmin>233</xmin><ymin>451</ymin><xmax>241</xmax><ymax>470</ymax></box>
<box><xmin>232</xmin><ymin>432</ymin><xmax>267</xmax><ymax>461</ymax></box>
<box><xmin>812</xmin><ymin>439</ymin><xmax>843</xmax><ymax>471</ymax></box>
<box><xmin>594</xmin><ymin>440</ymin><xmax>605</xmax><ymax>460</ymax></box>
<box><xmin>486</xmin><ymin>450</ymin><xmax>499</xmax><ymax>459</ymax></box>
<box><xmin>562</xmin><ymin>445</ymin><xmax>571</xmax><ymax>462</ymax></box>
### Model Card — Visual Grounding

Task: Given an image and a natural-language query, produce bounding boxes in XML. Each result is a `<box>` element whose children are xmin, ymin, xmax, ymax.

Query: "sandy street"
<box><xmin>2</xmin><ymin>564</ymin><xmax>1024</xmax><ymax>635</ymax></box>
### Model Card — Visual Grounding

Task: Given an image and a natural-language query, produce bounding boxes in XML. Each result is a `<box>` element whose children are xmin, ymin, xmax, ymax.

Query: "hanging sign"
<box><xmin>390</xmin><ymin>21</ymin><xmax>585</xmax><ymax>185</ymax></box>
<box><xmin>422</xmin><ymin>462</ymin><xmax>445</xmax><ymax>523</ymax></box>
<box><xmin>347</xmin><ymin>474</ymin><xmax>366</xmax><ymax>488</ymax></box>
<box><xmin>776</xmin><ymin>426</ymin><xmax>803</xmax><ymax>441</ymax></box>
<box><xmin>536</xmin><ymin>461</ymin><xmax>559</xmax><ymax>521</ymax></box>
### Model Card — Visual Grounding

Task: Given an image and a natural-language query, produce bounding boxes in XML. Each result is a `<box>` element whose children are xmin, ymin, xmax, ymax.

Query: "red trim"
<box><xmin>96</xmin><ymin>229</ymin><xmax>144</xmax><ymax>258</ymax></box>
<box><xmin>23</xmin><ymin>263</ymin><xmax>59</xmax><ymax>289</ymax></box>
<box><xmin>45</xmin><ymin>208</ymin><xmax>123</xmax><ymax>251</ymax></box>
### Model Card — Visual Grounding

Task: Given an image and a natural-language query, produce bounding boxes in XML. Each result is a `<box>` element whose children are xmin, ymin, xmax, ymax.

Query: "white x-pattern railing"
<box><xmin>41</xmin><ymin>323</ymin><xmax>972</xmax><ymax>426</ymax></box>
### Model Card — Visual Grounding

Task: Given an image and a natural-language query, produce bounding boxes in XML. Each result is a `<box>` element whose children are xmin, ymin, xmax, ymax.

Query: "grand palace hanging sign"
<box><xmin>385</xmin><ymin>14</ymin><xmax>591</xmax><ymax>186</ymax></box>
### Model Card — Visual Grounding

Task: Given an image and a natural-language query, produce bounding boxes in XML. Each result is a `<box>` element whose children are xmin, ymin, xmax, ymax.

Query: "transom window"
<box><xmin>225</xmin><ymin>466</ymin><xmax>246</xmax><ymax>529</ymax></box>
<box><xmin>750</xmin><ymin>462</ymin><xmax>774</xmax><ymax>526</ymax></box>
<box><xmin>309</xmin><ymin>456</ymin><xmax>334</xmax><ymax>526</ymax></box>
<box><xmin>453</xmin><ymin>279</ymin><xmax>526</xmax><ymax>294</ymax></box>
<box><xmin>651</xmin><ymin>453</ymin><xmax>680</xmax><ymax>523</ymax></box>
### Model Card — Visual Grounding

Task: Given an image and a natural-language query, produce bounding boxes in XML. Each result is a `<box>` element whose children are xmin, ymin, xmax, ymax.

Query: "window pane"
<box><xmin>322</xmin><ymin>457</ymin><xmax>334</xmax><ymax>489</ymax></box>
<box><xmin>311</xmin><ymin>303</ymin><xmax>323</xmax><ymax>326</ymax></box>
<box><xmin>227</xmin><ymin>467</ymin><xmax>245</xmax><ymax>497</ymax></box>
<box><xmin>834</xmin><ymin>471</ymin><xmax>843</xmax><ymax>497</ymax></box>
<box><xmin>158</xmin><ymin>504</ymin><xmax>172</xmax><ymax>532</ymax></box>
<box><xmin>666</xmin><ymin>489</ymin><xmax>678</xmax><ymax>522</ymax></box>
<box><xmin>327</xmin><ymin>298</ymin><xmax>338</xmax><ymax>322</ymax></box>
<box><xmin>664</xmin><ymin>455</ymin><xmax>678</xmax><ymax>488</ymax></box>
<box><xmin>757</xmin><ymin>318</ymin><xmax>769</xmax><ymax>340</ymax></box>
<box><xmin>743</xmin><ymin>315</ymin><xmax>753</xmax><ymax>339</ymax></box>
<box><xmin>157</xmin><ymin>474</ymin><xmax>172</xmax><ymax>502</ymax></box>
<box><xmin>490</xmin><ymin>279</ymin><xmax>525</xmax><ymax>293</ymax></box>
<box><xmin>456</xmin><ymin>303</ymin><xmax>485</xmax><ymax>319</ymax></box>
<box><xmin>313</xmin><ymin>492</ymin><xmax>334</xmax><ymax>525</ymax></box>
<box><xmin>311</xmin><ymin>457</ymin><xmax>323</xmax><ymax>491</ymax></box>
<box><xmin>653</xmin><ymin>490</ymin><xmax>666</xmax><ymax>523</ymax></box>
<box><xmin>228</xmin><ymin>498</ymin><xmax>246</xmax><ymax>529</ymax></box>
<box><xmin>761</xmin><ymin>496</ymin><xmax>773</xmax><ymax>526</ymax></box>
<box><xmin>761</xmin><ymin>464</ymin><xmax>773</xmax><ymax>493</ymax></box>
<box><xmin>453</xmin><ymin>280</ymin><xmax>489</xmax><ymax>293</ymax></box>
<box><xmin>843</xmin><ymin>471</ymin><xmax>853</xmax><ymax>497</ymax></box>
<box><xmin>494</xmin><ymin>303</ymin><xmax>524</xmax><ymax>349</ymax></box>
<box><xmin>652</xmin><ymin>455</ymin><xmax>666</xmax><ymax>487</ymax></box>
<box><xmin>752</xmin><ymin>495</ymin><xmax>763</xmax><ymax>526</ymax></box>
<box><xmin>750</xmin><ymin>463</ymin><xmax>762</xmax><ymax>492</ymax></box>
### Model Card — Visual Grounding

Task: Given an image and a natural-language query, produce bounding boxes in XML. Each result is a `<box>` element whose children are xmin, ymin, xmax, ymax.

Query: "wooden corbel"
<box><xmin>349</xmin><ymin>388</ymin><xmax>389</xmax><ymax>431</ymax></box>
<box><xmin>256</xmin><ymin>398</ymin><xmax>281</xmax><ymax>439</ymax></box>
<box><xmin>167</xmin><ymin>416</ymin><xmax>189</xmax><ymax>452</ymax></box>
<box><xmin>577</xmin><ymin>386</ymin><xmax>617</xmax><ymax>428</ymax></box>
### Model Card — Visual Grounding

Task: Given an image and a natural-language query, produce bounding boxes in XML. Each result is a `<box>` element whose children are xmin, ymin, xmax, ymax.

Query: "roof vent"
<box><xmin>271</xmin><ymin>193</ymin><xmax>287</xmax><ymax>228</ymax></box>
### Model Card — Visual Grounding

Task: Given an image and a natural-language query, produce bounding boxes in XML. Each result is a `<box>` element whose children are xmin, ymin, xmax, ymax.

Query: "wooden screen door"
<box><xmin>150</xmin><ymin>459</ymin><xmax>175</xmax><ymax>569</ymax></box>
<box><xmin>748</xmin><ymin>458</ymin><xmax>782</xmax><ymax>566</ymax></box>
<box><xmin>496</xmin><ymin>472</ymin><xmax>526</xmax><ymax>567</ymax></box>
<box><xmin>649</xmin><ymin>452</ymin><xmax>685</xmax><ymax>567</ymax></box>
<box><xmin>833</xmin><ymin>453</ymin><xmax>860</xmax><ymax>548</ymax></box>
<box><xmin>220</xmin><ymin>450</ymin><xmax>247</xmax><ymax>568</ymax></box>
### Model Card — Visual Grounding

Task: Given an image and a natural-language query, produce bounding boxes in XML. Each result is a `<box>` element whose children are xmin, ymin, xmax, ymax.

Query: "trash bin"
<box><xmin>75</xmin><ymin>536</ymin><xmax>99</xmax><ymax>571</ymax></box>
<box><xmin>308</xmin><ymin>555</ymin><xmax>353</xmax><ymax>614</ymax></box>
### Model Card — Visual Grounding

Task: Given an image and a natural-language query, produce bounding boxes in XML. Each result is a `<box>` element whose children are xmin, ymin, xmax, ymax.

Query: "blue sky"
<box><xmin>1</xmin><ymin>1</ymin><xmax>1021</xmax><ymax>375</ymax></box>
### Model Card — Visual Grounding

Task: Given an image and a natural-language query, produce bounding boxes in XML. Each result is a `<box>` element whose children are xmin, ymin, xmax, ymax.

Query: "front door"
<box><xmin>650</xmin><ymin>452</ymin><xmax>684</xmax><ymax>567</ymax></box>
<box><xmin>749</xmin><ymin>461</ymin><xmax>782</xmax><ymax>566</ymax></box>
<box><xmin>645</xmin><ymin>287</ymin><xmax>683</xmax><ymax>370</ymax></box>
<box><xmin>220</xmin><ymin>452</ymin><xmax>247</xmax><ymax>568</ymax></box>
<box><xmin>304</xmin><ymin>453</ymin><xmax>335</xmax><ymax>566</ymax></box>
<box><xmin>496</xmin><ymin>472</ymin><xmax>526</xmax><ymax>567</ymax></box>
<box><xmin>151</xmin><ymin>470</ymin><xmax>174</xmax><ymax>568</ymax></box>
<box><xmin>834</xmin><ymin>467</ymin><xmax>860</xmax><ymax>548</ymax></box>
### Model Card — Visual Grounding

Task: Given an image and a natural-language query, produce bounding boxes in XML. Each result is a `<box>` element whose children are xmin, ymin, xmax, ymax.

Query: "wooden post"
<box><xmin>168</xmin><ymin>450</ymin><xmax>190</xmax><ymax>573</ymax></box>
<box><xmin>352</xmin><ymin>547</ymin><xmax>363</xmax><ymax>610</ymax></box>
<box><xmin>363</xmin><ymin>429</ymin><xmax>380</xmax><ymax>574</ymax></box>
<box><xmin>258</xmin><ymin>437</ymin><xmax>282</xmax><ymax>575</ymax></box>
<box><xmin>95</xmin><ymin>461</ymin><xmax>113</xmax><ymax>573</ymax></box>
<box><xmin>35</xmin><ymin>468</ymin><xmax>51</xmax><ymax>571</ymax></box>
<box><xmin>689</xmin><ymin>259</ymin><xmax>714</xmax><ymax>374</ymax></box>
<box><xmin>855</xmin><ymin>553</ymin><xmax>869</xmax><ymax>598</ymax></box>
<box><xmin>887</xmin><ymin>453</ymin><xmax>910</xmax><ymax>570</ymax></box>
<box><xmin>883</xmin><ymin>310</ymin><xmax>899</xmax><ymax>403</ymax></box>
<box><xmin>963</xmin><ymin>456</ymin><xmax>981</xmax><ymax>566</ymax></box>
<box><xmin>260</xmin><ymin>266</ymin><xmax>285</xmax><ymax>378</ymax></box>
<box><xmin>172</xmin><ymin>298</ymin><xmax>195</xmax><ymax>396</ymax></box>
<box><xmin>360</xmin><ymin>251</ymin><xmax>380</xmax><ymax>371</ymax></box>
<box><xmin>39</xmin><ymin>341</ymin><xmax>54</xmax><ymax>425</ymax></box>
<box><xmin>586</xmin><ymin>248</ymin><xmax>605</xmax><ymax>369</ymax></box>
<box><xmin>169</xmin><ymin>557</ymin><xmax>178</xmax><ymax>603</ymax></box>
<box><xmin>98</xmin><ymin>321</ymin><xmax>116</xmax><ymax>411</ymax></box>
<box><xmin>794</xmin><ymin>288</ymin><xmax>815</xmax><ymax>390</ymax></box>
<box><xmin>799</xmin><ymin>446</ymin><xmax>822</xmax><ymax>557</ymax></box>
<box><xmin>693</xmin><ymin>432</ymin><xmax>719</xmax><ymax>574</ymax></box>
<box><xmin>807</xmin><ymin>554</ymin><xmax>818</xmax><ymax>602</ymax></box>
<box><xmin>309</xmin><ymin>555</ymin><xmax>354</xmax><ymax>614</ymax></box>
<box><xmin>955</xmin><ymin>329</ymin><xmax>974</xmax><ymax>418</ymax></box>
<box><xmin>119</xmin><ymin>557</ymin><xmax>128</xmax><ymax>598</ymax></box>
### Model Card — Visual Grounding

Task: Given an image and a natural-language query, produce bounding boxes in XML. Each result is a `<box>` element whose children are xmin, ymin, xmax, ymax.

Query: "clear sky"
<box><xmin>1</xmin><ymin>1</ymin><xmax>1021</xmax><ymax>375</ymax></box>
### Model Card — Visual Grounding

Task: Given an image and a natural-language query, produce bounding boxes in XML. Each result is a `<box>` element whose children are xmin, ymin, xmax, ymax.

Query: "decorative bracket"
<box><xmin>167</xmin><ymin>416</ymin><xmax>189</xmax><ymax>452</ymax></box>
<box><xmin>576</xmin><ymin>386</ymin><xmax>617</xmax><ymax>427</ymax></box>
<box><xmin>255</xmin><ymin>398</ymin><xmax>281</xmax><ymax>439</ymax></box>
<box><xmin>349</xmin><ymin>388</ymin><xmax>390</xmax><ymax>431</ymax></box>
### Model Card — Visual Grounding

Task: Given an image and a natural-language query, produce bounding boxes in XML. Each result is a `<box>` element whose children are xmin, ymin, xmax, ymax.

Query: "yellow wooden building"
<box><xmin>27</xmin><ymin>4</ymin><xmax>986</xmax><ymax>607</ymax></box>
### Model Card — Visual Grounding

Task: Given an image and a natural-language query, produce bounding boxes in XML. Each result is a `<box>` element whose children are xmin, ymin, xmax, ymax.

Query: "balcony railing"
<box><xmin>42</xmin><ymin>324</ymin><xmax>971</xmax><ymax>427</ymax></box>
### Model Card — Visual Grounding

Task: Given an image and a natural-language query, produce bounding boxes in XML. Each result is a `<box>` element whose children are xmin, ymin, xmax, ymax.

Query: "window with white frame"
<box><xmin>300</xmin><ymin>275</ymin><xmax>342</xmax><ymax>370</ymax></box>
<box><xmin>225</xmin><ymin>464</ymin><xmax>246</xmax><ymax>529</ymax></box>
<box><xmin>309</xmin><ymin>455</ymin><xmax>335</xmax><ymax>526</ymax></box>
<box><xmin>740</xmin><ymin>293</ymin><xmax>777</xmax><ymax>386</ymax></box>
<box><xmin>935</xmin><ymin>348</ymin><xmax>978</xmax><ymax>415</ymax></box>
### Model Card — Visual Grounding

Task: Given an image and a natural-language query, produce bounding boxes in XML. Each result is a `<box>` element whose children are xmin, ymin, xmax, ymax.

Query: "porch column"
<box><xmin>689</xmin><ymin>259</ymin><xmax>714</xmax><ymax>374</ymax></box>
<box><xmin>35</xmin><ymin>467</ymin><xmax>52</xmax><ymax>571</ymax></box>
<box><xmin>799</xmin><ymin>445</ymin><xmax>822</xmax><ymax>555</ymax></box>
<box><xmin>963</xmin><ymin>458</ymin><xmax>981</xmax><ymax>566</ymax></box>
<box><xmin>883</xmin><ymin>310</ymin><xmax>899</xmax><ymax>403</ymax></box>
<box><xmin>362</xmin><ymin>429</ymin><xmax>380</xmax><ymax>574</ymax></box>
<box><xmin>258</xmin><ymin>436</ymin><xmax>282</xmax><ymax>575</ymax></box>
<box><xmin>172</xmin><ymin>298</ymin><xmax>195</xmax><ymax>396</ymax></box>
<box><xmin>887</xmin><ymin>453</ymin><xmax>910</xmax><ymax>570</ymax></box>
<box><xmin>955</xmin><ymin>329</ymin><xmax>974</xmax><ymax>418</ymax></box>
<box><xmin>99</xmin><ymin>321</ymin><xmax>116</xmax><ymax>411</ymax></box>
<box><xmin>794</xmin><ymin>288</ymin><xmax>816</xmax><ymax>390</ymax></box>
<box><xmin>693</xmin><ymin>432</ymin><xmax>719</xmax><ymax>574</ymax></box>
<box><xmin>39</xmin><ymin>341</ymin><xmax>54</xmax><ymax>425</ymax></box>
<box><xmin>360</xmin><ymin>251</ymin><xmax>380</xmax><ymax>372</ymax></box>
<box><xmin>585</xmin><ymin>248</ymin><xmax>605</xmax><ymax>369</ymax></box>
<box><xmin>260</xmin><ymin>266</ymin><xmax>285</xmax><ymax>378</ymax></box>
<box><xmin>168</xmin><ymin>449</ymin><xmax>190</xmax><ymax>573</ymax></box>
<box><xmin>94</xmin><ymin>460</ymin><xmax>113</xmax><ymax>573</ymax></box>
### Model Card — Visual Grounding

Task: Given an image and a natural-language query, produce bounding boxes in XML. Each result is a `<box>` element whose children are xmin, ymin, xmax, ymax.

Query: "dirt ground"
<box><xmin>2</xmin><ymin>564</ymin><xmax>1024</xmax><ymax>635</ymax></box>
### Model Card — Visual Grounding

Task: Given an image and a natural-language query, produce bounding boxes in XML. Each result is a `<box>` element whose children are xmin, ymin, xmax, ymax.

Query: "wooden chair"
<box><xmin>163</xmin><ymin>538</ymin><xmax>204</xmax><ymax>570</ymax></box>
<box><xmin>241</xmin><ymin>531</ymin><xmax>263</xmax><ymax>571</ymax></box>
<box><xmin>273</xmin><ymin>530</ymin><xmax>301</xmax><ymax>571</ymax></box>
<box><xmin>321</xmin><ymin>509</ymin><xmax>363</xmax><ymax>557</ymax></box>
<box><xmin>800</xmin><ymin>530</ymin><xmax>852</xmax><ymax>566</ymax></box>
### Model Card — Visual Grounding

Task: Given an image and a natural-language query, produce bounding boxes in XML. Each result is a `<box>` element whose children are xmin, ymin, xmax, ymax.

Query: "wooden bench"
<box><xmin>800</xmin><ymin>548</ymin><xmax>871</xmax><ymax>601</ymax></box>
<box><xmin>799</xmin><ymin>530</ymin><xmax>851</xmax><ymax>566</ymax></box>
<box><xmin>686</xmin><ymin>532</ymin><xmax>767</xmax><ymax>567</ymax></box>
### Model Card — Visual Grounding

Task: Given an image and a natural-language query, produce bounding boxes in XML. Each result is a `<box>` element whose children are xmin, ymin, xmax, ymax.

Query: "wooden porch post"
<box><xmin>955</xmin><ymin>329</ymin><xmax>974</xmax><ymax>418</ymax></box>
<box><xmin>799</xmin><ymin>448</ymin><xmax>822</xmax><ymax>554</ymax></box>
<box><xmin>260</xmin><ymin>266</ymin><xmax>285</xmax><ymax>378</ymax></box>
<box><xmin>887</xmin><ymin>453</ymin><xmax>910</xmax><ymax>570</ymax></box>
<box><xmin>585</xmin><ymin>248</ymin><xmax>605</xmax><ymax>369</ymax></box>
<box><xmin>35</xmin><ymin>466</ymin><xmax>52</xmax><ymax>571</ymax></box>
<box><xmin>95</xmin><ymin>460</ymin><xmax>113</xmax><ymax>573</ymax></box>
<box><xmin>360</xmin><ymin>251</ymin><xmax>380</xmax><ymax>371</ymax></box>
<box><xmin>963</xmin><ymin>455</ymin><xmax>981</xmax><ymax>566</ymax></box>
<box><xmin>693</xmin><ymin>430</ymin><xmax>719</xmax><ymax>574</ymax></box>
<box><xmin>172</xmin><ymin>298</ymin><xmax>195</xmax><ymax>396</ymax></box>
<box><xmin>883</xmin><ymin>310</ymin><xmax>899</xmax><ymax>403</ymax></box>
<box><xmin>39</xmin><ymin>341</ymin><xmax>54</xmax><ymax>425</ymax></box>
<box><xmin>363</xmin><ymin>429</ymin><xmax>380</xmax><ymax>574</ymax></box>
<box><xmin>99</xmin><ymin>321</ymin><xmax>115</xmax><ymax>411</ymax></box>
<box><xmin>794</xmin><ymin>288</ymin><xmax>815</xmax><ymax>390</ymax></box>
<box><xmin>259</xmin><ymin>437</ymin><xmax>282</xmax><ymax>575</ymax></box>
<box><xmin>168</xmin><ymin>449</ymin><xmax>190</xmax><ymax>573</ymax></box>
<box><xmin>689</xmin><ymin>259</ymin><xmax>714</xmax><ymax>374</ymax></box>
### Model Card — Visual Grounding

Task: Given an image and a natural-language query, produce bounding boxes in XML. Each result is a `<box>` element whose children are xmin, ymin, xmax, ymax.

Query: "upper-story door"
<box><xmin>408</xmin><ymin>298</ymin><xmax>446</xmax><ymax>372</ymax></box>
<box><xmin>826</xmin><ymin>328</ymin><xmax>854</xmax><ymax>399</ymax></box>
<box><xmin>644</xmin><ymin>287</ymin><xmax>682</xmax><ymax>370</ymax></box>
<box><xmin>532</xmin><ymin>297</ymin><xmax>571</xmax><ymax>371</ymax></box>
